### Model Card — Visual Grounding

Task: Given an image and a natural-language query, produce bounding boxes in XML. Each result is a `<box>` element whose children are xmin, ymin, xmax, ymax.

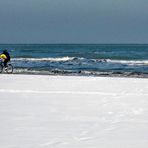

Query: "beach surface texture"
<box><xmin>0</xmin><ymin>74</ymin><xmax>148</xmax><ymax>148</ymax></box>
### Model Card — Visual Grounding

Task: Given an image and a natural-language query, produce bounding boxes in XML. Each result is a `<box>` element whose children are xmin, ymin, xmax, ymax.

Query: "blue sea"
<box><xmin>0</xmin><ymin>44</ymin><xmax>148</xmax><ymax>77</ymax></box>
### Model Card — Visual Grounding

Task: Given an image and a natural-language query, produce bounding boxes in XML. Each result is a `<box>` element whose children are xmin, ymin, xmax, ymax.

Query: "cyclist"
<box><xmin>0</xmin><ymin>50</ymin><xmax>11</xmax><ymax>69</ymax></box>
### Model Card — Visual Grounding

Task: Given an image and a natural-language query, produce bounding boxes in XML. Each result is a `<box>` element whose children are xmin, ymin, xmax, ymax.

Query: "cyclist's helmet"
<box><xmin>3</xmin><ymin>50</ymin><xmax>7</xmax><ymax>54</ymax></box>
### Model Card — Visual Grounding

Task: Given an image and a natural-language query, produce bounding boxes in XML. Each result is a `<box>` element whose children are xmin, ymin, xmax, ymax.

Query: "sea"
<box><xmin>0</xmin><ymin>44</ymin><xmax>148</xmax><ymax>77</ymax></box>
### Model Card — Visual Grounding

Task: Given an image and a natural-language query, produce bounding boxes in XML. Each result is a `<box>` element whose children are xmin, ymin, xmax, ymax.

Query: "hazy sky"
<box><xmin>0</xmin><ymin>0</ymin><xmax>148</xmax><ymax>43</ymax></box>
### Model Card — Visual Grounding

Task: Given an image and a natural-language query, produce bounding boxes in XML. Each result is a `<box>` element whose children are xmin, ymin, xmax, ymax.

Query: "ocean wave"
<box><xmin>106</xmin><ymin>59</ymin><xmax>148</xmax><ymax>65</ymax></box>
<box><xmin>12</xmin><ymin>57</ymin><xmax>75</xmax><ymax>62</ymax></box>
<box><xmin>11</xmin><ymin>57</ymin><xmax>148</xmax><ymax>66</ymax></box>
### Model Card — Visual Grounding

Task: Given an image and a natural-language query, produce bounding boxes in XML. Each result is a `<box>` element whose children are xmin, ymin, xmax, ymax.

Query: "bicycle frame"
<box><xmin>0</xmin><ymin>58</ymin><xmax>13</xmax><ymax>74</ymax></box>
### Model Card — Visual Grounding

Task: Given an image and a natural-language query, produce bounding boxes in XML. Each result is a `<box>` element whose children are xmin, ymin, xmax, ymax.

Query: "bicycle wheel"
<box><xmin>6</xmin><ymin>64</ymin><xmax>13</xmax><ymax>74</ymax></box>
<box><xmin>0</xmin><ymin>64</ymin><xmax>3</xmax><ymax>73</ymax></box>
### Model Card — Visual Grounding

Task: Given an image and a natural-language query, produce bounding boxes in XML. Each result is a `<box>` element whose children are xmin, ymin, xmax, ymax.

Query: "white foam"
<box><xmin>12</xmin><ymin>56</ymin><xmax>75</xmax><ymax>62</ymax></box>
<box><xmin>12</xmin><ymin>57</ymin><xmax>148</xmax><ymax>66</ymax></box>
<box><xmin>106</xmin><ymin>59</ymin><xmax>148</xmax><ymax>65</ymax></box>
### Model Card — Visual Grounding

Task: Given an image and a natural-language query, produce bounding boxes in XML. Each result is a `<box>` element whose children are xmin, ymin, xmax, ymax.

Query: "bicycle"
<box><xmin>0</xmin><ymin>59</ymin><xmax>13</xmax><ymax>74</ymax></box>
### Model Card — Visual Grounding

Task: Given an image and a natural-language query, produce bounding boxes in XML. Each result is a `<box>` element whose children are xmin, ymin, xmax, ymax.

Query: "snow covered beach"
<box><xmin>0</xmin><ymin>74</ymin><xmax>148</xmax><ymax>148</ymax></box>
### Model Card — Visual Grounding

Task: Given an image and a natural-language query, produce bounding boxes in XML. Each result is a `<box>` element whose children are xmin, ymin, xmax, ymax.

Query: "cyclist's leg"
<box><xmin>4</xmin><ymin>59</ymin><xmax>8</xmax><ymax>68</ymax></box>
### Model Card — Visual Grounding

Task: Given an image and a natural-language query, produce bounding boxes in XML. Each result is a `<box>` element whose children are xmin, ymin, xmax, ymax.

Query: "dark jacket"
<box><xmin>3</xmin><ymin>51</ymin><xmax>10</xmax><ymax>61</ymax></box>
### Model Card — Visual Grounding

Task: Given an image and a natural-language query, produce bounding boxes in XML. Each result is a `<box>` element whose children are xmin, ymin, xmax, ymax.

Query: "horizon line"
<box><xmin>0</xmin><ymin>43</ymin><xmax>148</xmax><ymax>45</ymax></box>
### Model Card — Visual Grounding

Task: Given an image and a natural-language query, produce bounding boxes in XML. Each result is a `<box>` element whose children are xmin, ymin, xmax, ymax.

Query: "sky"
<box><xmin>0</xmin><ymin>0</ymin><xmax>148</xmax><ymax>43</ymax></box>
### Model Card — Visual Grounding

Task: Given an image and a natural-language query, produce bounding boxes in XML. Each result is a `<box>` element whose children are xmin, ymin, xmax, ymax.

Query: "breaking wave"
<box><xmin>10</xmin><ymin>56</ymin><xmax>148</xmax><ymax>77</ymax></box>
<box><xmin>106</xmin><ymin>59</ymin><xmax>148</xmax><ymax>65</ymax></box>
<box><xmin>12</xmin><ymin>57</ymin><xmax>75</xmax><ymax>62</ymax></box>
<box><xmin>12</xmin><ymin>57</ymin><xmax>148</xmax><ymax>66</ymax></box>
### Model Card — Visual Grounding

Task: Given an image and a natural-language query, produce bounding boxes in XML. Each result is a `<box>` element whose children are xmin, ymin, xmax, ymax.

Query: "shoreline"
<box><xmin>5</xmin><ymin>72</ymin><xmax>148</xmax><ymax>79</ymax></box>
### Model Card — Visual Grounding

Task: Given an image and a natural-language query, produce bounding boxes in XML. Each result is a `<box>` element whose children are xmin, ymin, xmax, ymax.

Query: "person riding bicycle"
<box><xmin>0</xmin><ymin>50</ymin><xmax>10</xmax><ymax>69</ymax></box>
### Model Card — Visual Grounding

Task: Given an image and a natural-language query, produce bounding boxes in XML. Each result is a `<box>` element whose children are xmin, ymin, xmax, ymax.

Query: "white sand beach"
<box><xmin>0</xmin><ymin>74</ymin><xmax>148</xmax><ymax>148</ymax></box>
